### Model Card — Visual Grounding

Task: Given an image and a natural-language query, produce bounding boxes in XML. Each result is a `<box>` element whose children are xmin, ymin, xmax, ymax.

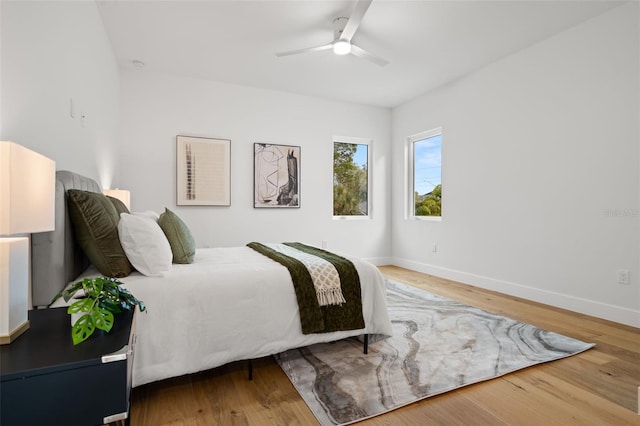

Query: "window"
<box><xmin>409</xmin><ymin>128</ymin><xmax>442</xmax><ymax>218</ymax></box>
<box><xmin>333</xmin><ymin>137</ymin><xmax>371</xmax><ymax>218</ymax></box>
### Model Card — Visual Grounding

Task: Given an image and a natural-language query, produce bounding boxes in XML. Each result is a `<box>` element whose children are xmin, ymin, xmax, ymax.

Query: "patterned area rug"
<box><xmin>275</xmin><ymin>279</ymin><xmax>594</xmax><ymax>425</ymax></box>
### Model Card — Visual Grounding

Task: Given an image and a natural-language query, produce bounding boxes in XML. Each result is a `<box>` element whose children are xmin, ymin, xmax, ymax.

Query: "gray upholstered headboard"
<box><xmin>31</xmin><ymin>170</ymin><xmax>102</xmax><ymax>307</ymax></box>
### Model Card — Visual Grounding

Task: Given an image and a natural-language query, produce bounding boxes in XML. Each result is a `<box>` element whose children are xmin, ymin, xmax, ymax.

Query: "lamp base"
<box><xmin>0</xmin><ymin>320</ymin><xmax>30</xmax><ymax>345</ymax></box>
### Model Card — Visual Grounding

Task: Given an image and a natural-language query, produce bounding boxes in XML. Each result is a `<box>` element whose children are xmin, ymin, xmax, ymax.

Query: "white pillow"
<box><xmin>118</xmin><ymin>213</ymin><xmax>172</xmax><ymax>277</ymax></box>
<box><xmin>133</xmin><ymin>210</ymin><xmax>160</xmax><ymax>221</ymax></box>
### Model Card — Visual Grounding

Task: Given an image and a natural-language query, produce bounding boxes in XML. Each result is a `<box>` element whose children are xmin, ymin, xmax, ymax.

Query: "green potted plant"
<box><xmin>52</xmin><ymin>277</ymin><xmax>146</xmax><ymax>345</ymax></box>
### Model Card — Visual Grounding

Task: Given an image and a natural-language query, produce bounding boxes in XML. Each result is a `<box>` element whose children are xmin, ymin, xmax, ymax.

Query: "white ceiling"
<box><xmin>97</xmin><ymin>0</ymin><xmax>623</xmax><ymax>108</ymax></box>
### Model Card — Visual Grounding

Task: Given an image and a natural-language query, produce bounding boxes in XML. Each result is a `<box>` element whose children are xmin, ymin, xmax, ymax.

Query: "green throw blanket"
<box><xmin>247</xmin><ymin>242</ymin><xmax>365</xmax><ymax>334</ymax></box>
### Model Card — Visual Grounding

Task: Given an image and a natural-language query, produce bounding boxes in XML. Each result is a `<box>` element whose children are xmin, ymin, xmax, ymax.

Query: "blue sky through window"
<box><xmin>414</xmin><ymin>134</ymin><xmax>441</xmax><ymax>195</ymax></box>
<box><xmin>353</xmin><ymin>144</ymin><xmax>368</xmax><ymax>168</ymax></box>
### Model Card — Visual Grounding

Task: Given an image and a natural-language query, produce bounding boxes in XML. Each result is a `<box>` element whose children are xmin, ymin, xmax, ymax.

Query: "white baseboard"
<box><xmin>365</xmin><ymin>256</ymin><xmax>394</xmax><ymax>266</ymax></box>
<box><xmin>390</xmin><ymin>257</ymin><xmax>640</xmax><ymax>328</ymax></box>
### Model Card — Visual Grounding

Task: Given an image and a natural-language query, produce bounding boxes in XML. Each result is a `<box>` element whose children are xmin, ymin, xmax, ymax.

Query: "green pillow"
<box><xmin>67</xmin><ymin>189</ymin><xmax>133</xmax><ymax>277</ymax></box>
<box><xmin>107</xmin><ymin>195</ymin><xmax>130</xmax><ymax>216</ymax></box>
<box><xmin>158</xmin><ymin>208</ymin><xmax>196</xmax><ymax>264</ymax></box>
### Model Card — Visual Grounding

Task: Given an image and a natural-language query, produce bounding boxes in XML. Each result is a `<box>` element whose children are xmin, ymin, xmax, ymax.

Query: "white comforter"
<box><xmin>57</xmin><ymin>246</ymin><xmax>392</xmax><ymax>387</ymax></box>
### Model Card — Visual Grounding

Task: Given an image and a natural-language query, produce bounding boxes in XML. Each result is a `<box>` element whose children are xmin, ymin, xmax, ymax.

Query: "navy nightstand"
<box><xmin>0</xmin><ymin>307</ymin><xmax>136</xmax><ymax>426</ymax></box>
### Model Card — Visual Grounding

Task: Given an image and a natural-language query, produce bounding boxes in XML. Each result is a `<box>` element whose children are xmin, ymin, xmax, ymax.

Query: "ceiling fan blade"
<box><xmin>351</xmin><ymin>44</ymin><xmax>389</xmax><ymax>67</ymax></box>
<box><xmin>275</xmin><ymin>43</ymin><xmax>333</xmax><ymax>57</ymax></box>
<box><xmin>340</xmin><ymin>0</ymin><xmax>372</xmax><ymax>42</ymax></box>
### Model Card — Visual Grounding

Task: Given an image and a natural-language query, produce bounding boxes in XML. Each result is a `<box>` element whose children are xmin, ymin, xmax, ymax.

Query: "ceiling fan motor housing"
<box><xmin>333</xmin><ymin>17</ymin><xmax>348</xmax><ymax>40</ymax></box>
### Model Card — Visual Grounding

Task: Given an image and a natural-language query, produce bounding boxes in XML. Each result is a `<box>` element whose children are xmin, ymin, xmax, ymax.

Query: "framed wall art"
<box><xmin>176</xmin><ymin>135</ymin><xmax>231</xmax><ymax>206</ymax></box>
<box><xmin>254</xmin><ymin>143</ymin><xmax>300</xmax><ymax>208</ymax></box>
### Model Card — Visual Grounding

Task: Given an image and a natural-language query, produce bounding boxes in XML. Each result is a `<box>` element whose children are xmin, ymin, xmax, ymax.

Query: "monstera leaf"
<box><xmin>53</xmin><ymin>277</ymin><xmax>145</xmax><ymax>345</ymax></box>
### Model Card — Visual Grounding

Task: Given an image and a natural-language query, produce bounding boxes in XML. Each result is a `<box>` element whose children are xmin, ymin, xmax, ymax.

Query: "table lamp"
<box><xmin>0</xmin><ymin>141</ymin><xmax>55</xmax><ymax>344</ymax></box>
<box><xmin>103</xmin><ymin>188</ymin><xmax>131</xmax><ymax>210</ymax></box>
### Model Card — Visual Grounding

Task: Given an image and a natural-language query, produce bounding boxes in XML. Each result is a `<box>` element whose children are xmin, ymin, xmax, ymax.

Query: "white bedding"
<box><xmin>55</xmin><ymin>246</ymin><xmax>392</xmax><ymax>387</ymax></box>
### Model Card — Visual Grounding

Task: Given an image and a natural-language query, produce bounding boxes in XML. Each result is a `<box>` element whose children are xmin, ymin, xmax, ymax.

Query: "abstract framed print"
<box><xmin>254</xmin><ymin>143</ymin><xmax>300</xmax><ymax>208</ymax></box>
<box><xmin>176</xmin><ymin>135</ymin><xmax>231</xmax><ymax>206</ymax></box>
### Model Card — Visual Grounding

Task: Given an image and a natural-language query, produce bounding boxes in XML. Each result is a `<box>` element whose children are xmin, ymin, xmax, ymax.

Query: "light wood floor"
<box><xmin>129</xmin><ymin>265</ymin><xmax>640</xmax><ymax>425</ymax></box>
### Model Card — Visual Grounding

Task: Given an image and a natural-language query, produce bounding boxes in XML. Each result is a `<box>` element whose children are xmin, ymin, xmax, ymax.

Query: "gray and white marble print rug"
<box><xmin>275</xmin><ymin>279</ymin><xmax>594</xmax><ymax>425</ymax></box>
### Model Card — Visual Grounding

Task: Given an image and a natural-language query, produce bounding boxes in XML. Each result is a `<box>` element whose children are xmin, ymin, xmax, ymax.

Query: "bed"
<box><xmin>31</xmin><ymin>171</ymin><xmax>393</xmax><ymax>387</ymax></box>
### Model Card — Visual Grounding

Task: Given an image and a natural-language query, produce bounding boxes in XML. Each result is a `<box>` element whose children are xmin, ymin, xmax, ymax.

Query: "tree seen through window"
<box><xmin>333</xmin><ymin>142</ymin><xmax>368</xmax><ymax>216</ymax></box>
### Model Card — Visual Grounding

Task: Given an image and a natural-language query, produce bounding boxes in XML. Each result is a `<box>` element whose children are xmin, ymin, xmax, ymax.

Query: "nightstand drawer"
<box><xmin>1</xmin><ymin>308</ymin><xmax>135</xmax><ymax>426</ymax></box>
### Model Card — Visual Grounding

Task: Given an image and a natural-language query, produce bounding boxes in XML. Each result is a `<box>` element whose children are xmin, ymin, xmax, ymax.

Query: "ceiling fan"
<box><xmin>275</xmin><ymin>0</ymin><xmax>389</xmax><ymax>67</ymax></box>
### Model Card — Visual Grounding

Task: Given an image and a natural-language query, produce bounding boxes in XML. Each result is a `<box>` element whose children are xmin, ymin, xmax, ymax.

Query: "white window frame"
<box><xmin>406</xmin><ymin>128</ymin><xmax>442</xmax><ymax>221</ymax></box>
<box><xmin>333</xmin><ymin>136</ymin><xmax>372</xmax><ymax>220</ymax></box>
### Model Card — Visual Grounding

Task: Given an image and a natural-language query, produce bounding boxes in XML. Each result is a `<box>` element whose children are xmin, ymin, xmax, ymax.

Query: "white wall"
<box><xmin>118</xmin><ymin>70</ymin><xmax>392</xmax><ymax>261</ymax></box>
<box><xmin>391</xmin><ymin>2</ymin><xmax>640</xmax><ymax>327</ymax></box>
<box><xmin>0</xmin><ymin>0</ymin><xmax>120</xmax><ymax>185</ymax></box>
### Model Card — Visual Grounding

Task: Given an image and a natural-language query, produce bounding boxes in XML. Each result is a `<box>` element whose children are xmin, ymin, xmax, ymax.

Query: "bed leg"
<box><xmin>248</xmin><ymin>359</ymin><xmax>253</xmax><ymax>381</ymax></box>
<box><xmin>363</xmin><ymin>334</ymin><xmax>369</xmax><ymax>354</ymax></box>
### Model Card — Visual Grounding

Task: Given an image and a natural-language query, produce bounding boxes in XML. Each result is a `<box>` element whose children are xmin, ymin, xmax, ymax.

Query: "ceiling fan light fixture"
<box><xmin>333</xmin><ymin>40</ymin><xmax>351</xmax><ymax>55</ymax></box>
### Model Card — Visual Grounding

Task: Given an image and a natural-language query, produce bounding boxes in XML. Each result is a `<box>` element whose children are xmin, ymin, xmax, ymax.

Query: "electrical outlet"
<box><xmin>617</xmin><ymin>269</ymin><xmax>630</xmax><ymax>285</ymax></box>
<box><xmin>432</xmin><ymin>243</ymin><xmax>437</xmax><ymax>253</ymax></box>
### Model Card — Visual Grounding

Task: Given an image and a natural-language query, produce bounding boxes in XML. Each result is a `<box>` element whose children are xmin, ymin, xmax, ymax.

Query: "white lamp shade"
<box><xmin>0</xmin><ymin>142</ymin><xmax>56</xmax><ymax>236</ymax></box>
<box><xmin>103</xmin><ymin>189</ymin><xmax>131</xmax><ymax>210</ymax></box>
